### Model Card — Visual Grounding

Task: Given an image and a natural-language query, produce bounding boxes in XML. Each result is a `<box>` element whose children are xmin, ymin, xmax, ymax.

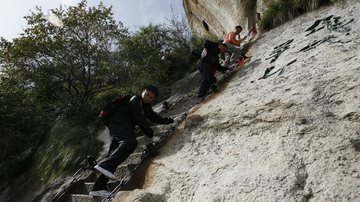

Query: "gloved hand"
<box><xmin>151</xmin><ymin>136</ymin><xmax>160</xmax><ymax>143</ymax></box>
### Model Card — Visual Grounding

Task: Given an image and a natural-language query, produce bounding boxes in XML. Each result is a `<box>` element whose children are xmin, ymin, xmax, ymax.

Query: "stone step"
<box><xmin>113</xmin><ymin>164</ymin><xmax>130</xmax><ymax>178</ymax></box>
<box><xmin>122</xmin><ymin>152</ymin><xmax>142</xmax><ymax>165</ymax></box>
<box><xmin>84</xmin><ymin>182</ymin><xmax>94</xmax><ymax>194</ymax></box>
<box><xmin>134</xmin><ymin>136</ymin><xmax>148</xmax><ymax>153</ymax></box>
<box><xmin>136</xmin><ymin>135</ymin><xmax>147</xmax><ymax>145</ymax></box>
<box><xmin>152</xmin><ymin>125</ymin><xmax>172</xmax><ymax>134</ymax></box>
<box><xmin>84</xmin><ymin>181</ymin><xmax>119</xmax><ymax>194</ymax></box>
<box><xmin>71</xmin><ymin>194</ymin><xmax>102</xmax><ymax>202</ymax></box>
<box><xmin>115</xmin><ymin>163</ymin><xmax>138</xmax><ymax>177</ymax></box>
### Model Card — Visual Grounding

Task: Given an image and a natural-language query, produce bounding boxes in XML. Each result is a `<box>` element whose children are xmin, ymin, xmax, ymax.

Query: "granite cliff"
<box><xmin>182</xmin><ymin>0</ymin><xmax>268</xmax><ymax>37</ymax></box>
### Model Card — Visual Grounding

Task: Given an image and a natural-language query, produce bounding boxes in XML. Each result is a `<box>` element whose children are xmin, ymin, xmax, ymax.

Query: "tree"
<box><xmin>118</xmin><ymin>24</ymin><xmax>171</xmax><ymax>92</ymax></box>
<box><xmin>0</xmin><ymin>0</ymin><xmax>130</xmax><ymax>115</ymax></box>
<box><xmin>162</xmin><ymin>11</ymin><xmax>194</xmax><ymax>81</ymax></box>
<box><xmin>0</xmin><ymin>65</ymin><xmax>49</xmax><ymax>180</ymax></box>
<box><xmin>0</xmin><ymin>0</ymin><xmax>130</xmax><ymax>183</ymax></box>
<box><xmin>118</xmin><ymin>14</ymin><xmax>195</xmax><ymax>95</ymax></box>
<box><xmin>0</xmin><ymin>0</ymin><xmax>198</xmax><ymax>191</ymax></box>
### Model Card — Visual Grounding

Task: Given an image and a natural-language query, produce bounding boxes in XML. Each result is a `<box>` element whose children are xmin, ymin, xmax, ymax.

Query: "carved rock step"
<box><xmin>136</xmin><ymin>136</ymin><xmax>147</xmax><ymax>145</ymax></box>
<box><xmin>84</xmin><ymin>181</ymin><xmax>119</xmax><ymax>194</ymax></box>
<box><xmin>71</xmin><ymin>194</ymin><xmax>102</xmax><ymax>202</ymax></box>
<box><xmin>152</xmin><ymin>125</ymin><xmax>173</xmax><ymax>134</ymax></box>
<box><xmin>113</xmin><ymin>163</ymin><xmax>138</xmax><ymax>179</ymax></box>
<box><xmin>84</xmin><ymin>182</ymin><xmax>95</xmax><ymax>194</ymax></box>
<box><xmin>69</xmin><ymin>118</ymin><xmax>178</xmax><ymax>202</ymax></box>
<box><xmin>122</xmin><ymin>152</ymin><xmax>142</xmax><ymax>165</ymax></box>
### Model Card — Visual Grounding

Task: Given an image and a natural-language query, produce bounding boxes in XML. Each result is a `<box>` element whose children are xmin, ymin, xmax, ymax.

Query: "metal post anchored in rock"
<box><xmin>51</xmin><ymin>156</ymin><xmax>97</xmax><ymax>202</ymax></box>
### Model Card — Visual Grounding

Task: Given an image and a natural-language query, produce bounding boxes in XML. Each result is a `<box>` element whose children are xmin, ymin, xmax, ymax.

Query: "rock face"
<box><xmin>183</xmin><ymin>0</ymin><xmax>263</xmax><ymax>37</ymax></box>
<box><xmin>116</xmin><ymin>0</ymin><xmax>360</xmax><ymax>201</ymax></box>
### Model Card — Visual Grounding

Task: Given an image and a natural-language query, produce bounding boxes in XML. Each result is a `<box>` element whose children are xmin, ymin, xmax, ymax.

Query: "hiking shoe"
<box><xmin>196</xmin><ymin>96</ymin><xmax>206</xmax><ymax>104</ymax></box>
<box><xmin>210</xmin><ymin>84</ymin><xmax>218</xmax><ymax>92</ymax></box>
<box><xmin>243</xmin><ymin>55</ymin><xmax>251</xmax><ymax>60</ymax></box>
<box><xmin>94</xmin><ymin>165</ymin><xmax>116</xmax><ymax>179</ymax></box>
<box><xmin>89</xmin><ymin>190</ymin><xmax>110</xmax><ymax>197</ymax></box>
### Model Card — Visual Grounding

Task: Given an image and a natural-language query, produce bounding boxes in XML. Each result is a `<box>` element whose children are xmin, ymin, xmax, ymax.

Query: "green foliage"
<box><xmin>0</xmin><ymin>67</ymin><xmax>50</xmax><ymax>180</ymax></box>
<box><xmin>0</xmin><ymin>1</ymin><xmax>130</xmax><ymax>115</ymax></box>
<box><xmin>34</xmin><ymin>118</ymin><xmax>101</xmax><ymax>183</ymax></box>
<box><xmin>259</xmin><ymin>0</ymin><xmax>335</xmax><ymax>31</ymax></box>
<box><xmin>118</xmin><ymin>13</ymin><xmax>196</xmax><ymax>98</ymax></box>
<box><xmin>0</xmin><ymin>0</ymin><xmax>198</xmax><ymax>189</ymax></box>
<box><xmin>119</xmin><ymin>24</ymin><xmax>170</xmax><ymax>91</ymax></box>
<box><xmin>0</xmin><ymin>0</ymin><xmax>127</xmax><ymax>184</ymax></box>
<box><xmin>163</xmin><ymin>13</ymin><xmax>195</xmax><ymax>81</ymax></box>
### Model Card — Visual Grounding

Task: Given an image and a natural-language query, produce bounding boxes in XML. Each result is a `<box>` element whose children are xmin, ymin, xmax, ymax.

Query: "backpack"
<box><xmin>191</xmin><ymin>49</ymin><xmax>202</xmax><ymax>60</ymax></box>
<box><xmin>99</xmin><ymin>94</ymin><xmax>132</xmax><ymax>126</ymax></box>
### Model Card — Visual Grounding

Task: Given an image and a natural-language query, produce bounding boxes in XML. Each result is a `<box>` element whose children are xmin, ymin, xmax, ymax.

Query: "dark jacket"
<box><xmin>109</xmin><ymin>95</ymin><xmax>172</xmax><ymax>138</ymax></box>
<box><xmin>199</xmin><ymin>40</ymin><xmax>228</xmax><ymax>75</ymax></box>
<box><xmin>201</xmin><ymin>40</ymin><xmax>220</xmax><ymax>64</ymax></box>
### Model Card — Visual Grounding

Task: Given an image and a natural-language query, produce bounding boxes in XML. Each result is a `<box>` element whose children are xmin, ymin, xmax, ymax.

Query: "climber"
<box><xmin>197</xmin><ymin>40</ymin><xmax>228</xmax><ymax>103</ymax></box>
<box><xmin>223</xmin><ymin>25</ymin><xmax>249</xmax><ymax>68</ymax></box>
<box><xmin>89</xmin><ymin>85</ymin><xmax>174</xmax><ymax>197</ymax></box>
<box><xmin>247</xmin><ymin>12</ymin><xmax>261</xmax><ymax>41</ymax></box>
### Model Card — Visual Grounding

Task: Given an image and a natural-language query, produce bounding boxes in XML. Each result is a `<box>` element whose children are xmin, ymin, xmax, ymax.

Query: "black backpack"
<box><xmin>191</xmin><ymin>49</ymin><xmax>202</xmax><ymax>60</ymax></box>
<box><xmin>99</xmin><ymin>94</ymin><xmax>132</xmax><ymax>126</ymax></box>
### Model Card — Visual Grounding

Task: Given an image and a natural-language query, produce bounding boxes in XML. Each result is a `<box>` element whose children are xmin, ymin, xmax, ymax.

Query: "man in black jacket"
<box><xmin>89</xmin><ymin>85</ymin><xmax>174</xmax><ymax>197</ymax></box>
<box><xmin>197</xmin><ymin>40</ymin><xmax>228</xmax><ymax>102</ymax></box>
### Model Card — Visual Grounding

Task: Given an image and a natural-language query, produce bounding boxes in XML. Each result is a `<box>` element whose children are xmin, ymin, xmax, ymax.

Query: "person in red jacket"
<box><xmin>223</xmin><ymin>25</ymin><xmax>246</xmax><ymax>68</ymax></box>
<box><xmin>89</xmin><ymin>85</ymin><xmax>174</xmax><ymax>197</ymax></box>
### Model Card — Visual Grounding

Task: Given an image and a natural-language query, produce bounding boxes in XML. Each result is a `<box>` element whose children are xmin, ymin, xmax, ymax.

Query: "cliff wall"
<box><xmin>183</xmin><ymin>0</ymin><xmax>266</xmax><ymax>37</ymax></box>
<box><xmin>115</xmin><ymin>0</ymin><xmax>360</xmax><ymax>201</ymax></box>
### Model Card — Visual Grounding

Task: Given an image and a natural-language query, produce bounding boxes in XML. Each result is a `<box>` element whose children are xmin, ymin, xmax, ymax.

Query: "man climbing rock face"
<box><xmin>223</xmin><ymin>25</ymin><xmax>246</xmax><ymax>67</ymax></box>
<box><xmin>197</xmin><ymin>40</ymin><xmax>228</xmax><ymax>103</ymax></box>
<box><xmin>90</xmin><ymin>85</ymin><xmax>174</xmax><ymax>197</ymax></box>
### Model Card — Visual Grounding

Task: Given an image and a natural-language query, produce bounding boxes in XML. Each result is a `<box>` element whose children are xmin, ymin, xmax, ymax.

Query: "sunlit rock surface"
<box><xmin>183</xmin><ymin>0</ymin><xmax>260</xmax><ymax>36</ymax></box>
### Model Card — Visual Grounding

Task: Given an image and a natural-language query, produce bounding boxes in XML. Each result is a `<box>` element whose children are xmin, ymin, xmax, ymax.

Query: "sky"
<box><xmin>0</xmin><ymin>0</ymin><xmax>185</xmax><ymax>40</ymax></box>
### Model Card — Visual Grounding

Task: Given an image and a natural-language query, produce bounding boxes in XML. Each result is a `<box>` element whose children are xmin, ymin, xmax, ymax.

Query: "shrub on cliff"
<box><xmin>259</xmin><ymin>0</ymin><xmax>337</xmax><ymax>31</ymax></box>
